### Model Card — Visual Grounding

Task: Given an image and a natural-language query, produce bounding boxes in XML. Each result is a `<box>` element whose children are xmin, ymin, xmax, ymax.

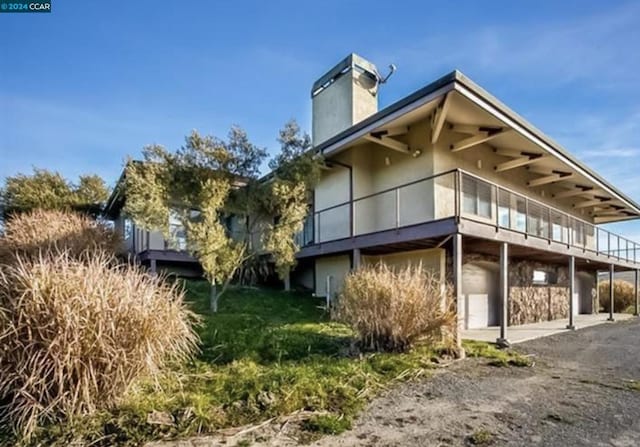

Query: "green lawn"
<box><xmin>23</xmin><ymin>280</ymin><xmax>527</xmax><ymax>446</ymax></box>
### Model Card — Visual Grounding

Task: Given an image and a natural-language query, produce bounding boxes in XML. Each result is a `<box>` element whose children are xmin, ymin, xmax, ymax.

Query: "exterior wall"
<box><xmin>459</xmin><ymin>253</ymin><xmax>596</xmax><ymax>328</ymax></box>
<box><xmin>362</xmin><ymin>248</ymin><xmax>445</xmax><ymax>280</ymax></box>
<box><xmin>314</xmin><ymin>118</ymin><xmax>442</xmax><ymax>242</ymax></box>
<box><xmin>433</xmin><ymin>126</ymin><xmax>595</xmax><ymax>224</ymax></box>
<box><xmin>315</xmin><ymin>254</ymin><xmax>351</xmax><ymax>297</ymax></box>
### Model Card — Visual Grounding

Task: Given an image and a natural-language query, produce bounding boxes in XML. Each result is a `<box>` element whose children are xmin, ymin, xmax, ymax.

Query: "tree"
<box><xmin>1</xmin><ymin>168</ymin><xmax>110</xmax><ymax>218</ymax></box>
<box><xmin>264</xmin><ymin>120</ymin><xmax>322</xmax><ymax>281</ymax></box>
<box><xmin>124</xmin><ymin>121</ymin><xmax>322</xmax><ymax>312</ymax></box>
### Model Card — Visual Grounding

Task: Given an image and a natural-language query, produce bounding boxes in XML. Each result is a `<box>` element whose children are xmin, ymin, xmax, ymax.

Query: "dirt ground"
<box><xmin>150</xmin><ymin>318</ymin><xmax>640</xmax><ymax>447</ymax></box>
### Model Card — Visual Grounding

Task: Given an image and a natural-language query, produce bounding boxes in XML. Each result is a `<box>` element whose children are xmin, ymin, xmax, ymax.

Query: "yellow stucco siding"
<box><xmin>315</xmin><ymin>254</ymin><xmax>351</xmax><ymax>297</ymax></box>
<box><xmin>363</xmin><ymin>248</ymin><xmax>446</xmax><ymax>284</ymax></box>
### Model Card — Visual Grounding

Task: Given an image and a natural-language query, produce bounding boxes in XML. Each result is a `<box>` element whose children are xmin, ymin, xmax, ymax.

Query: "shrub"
<box><xmin>599</xmin><ymin>279</ymin><xmax>636</xmax><ymax>313</ymax></box>
<box><xmin>335</xmin><ymin>263</ymin><xmax>456</xmax><ymax>352</ymax></box>
<box><xmin>0</xmin><ymin>252</ymin><xmax>199</xmax><ymax>439</ymax></box>
<box><xmin>0</xmin><ymin>209</ymin><xmax>121</xmax><ymax>264</ymax></box>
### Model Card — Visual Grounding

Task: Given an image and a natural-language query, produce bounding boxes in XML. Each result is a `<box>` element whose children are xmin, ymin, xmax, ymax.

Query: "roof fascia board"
<box><xmin>453</xmin><ymin>81</ymin><xmax>640</xmax><ymax>216</ymax></box>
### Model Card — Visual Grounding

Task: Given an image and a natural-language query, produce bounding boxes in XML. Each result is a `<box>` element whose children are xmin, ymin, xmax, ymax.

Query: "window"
<box><xmin>168</xmin><ymin>212</ymin><xmax>187</xmax><ymax>251</ymax></box>
<box><xmin>532</xmin><ymin>270</ymin><xmax>547</xmax><ymax>284</ymax></box>
<box><xmin>462</xmin><ymin>176</ymin><xmax>493</xmax><ymax>219</ymax></box>
<box><xmin>532</xmin><ymin>269</ymin><xmax>558</xmax><ymax>285</ymax></box>
<box><xmin>123</xmin><ymin>218</ymin><xmax>132</xmax><ymax>240</ymax></box>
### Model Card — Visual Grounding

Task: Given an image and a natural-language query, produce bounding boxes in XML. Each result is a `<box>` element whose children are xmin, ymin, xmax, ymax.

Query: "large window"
<box><xmin>168</xmin><ymin>212</ymin><xmax>187</xmax><ymax>251</ymax></box>
<box><xmin>462</xmin><ymin>176</ymin><xmax>493</xmax><ymax>219</ymax></box>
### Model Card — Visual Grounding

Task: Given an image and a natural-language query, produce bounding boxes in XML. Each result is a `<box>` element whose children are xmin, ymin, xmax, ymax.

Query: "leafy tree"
<box><xmin>124</xmin><ymin>121</ymin><xmax>322</xmax><ymax>312</ymax></box>
<box><xmin>1</xmin><ymin>168</ymin><xmax>110</xmax><ymax>218</ymax></box>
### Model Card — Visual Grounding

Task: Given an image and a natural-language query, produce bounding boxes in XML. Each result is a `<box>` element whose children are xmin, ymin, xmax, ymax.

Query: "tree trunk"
<box><xmin>210</xmin><ymin>282</ymin><xmax>218</xmax><ymax>313</ymax></box>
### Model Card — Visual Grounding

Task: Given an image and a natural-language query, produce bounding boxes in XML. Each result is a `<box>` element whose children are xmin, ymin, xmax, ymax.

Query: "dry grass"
<box><xmin>0</xmin><ymin>251</ymin><xmax>200</xmax><ymax>440</ymax></box>
<box><xmin>0</xmin><ymin>209</ymin><xmax>122</xmax><ymax>264</ymax></box>
<box><xmin>599</xmin><ymin>280</ymin><xmax>636</xmax><ymax>313</ymax></box>
<box><xmin>335</xmin><ymin>263</ymin><xmax>456</xmax><ymax>352</ymax></box>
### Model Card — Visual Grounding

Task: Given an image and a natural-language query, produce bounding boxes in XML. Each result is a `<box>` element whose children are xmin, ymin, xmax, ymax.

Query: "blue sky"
<box><xmin>1</xmin><ymin>0</ymin><xmax>639</xmax><ymax>239</ymax></box>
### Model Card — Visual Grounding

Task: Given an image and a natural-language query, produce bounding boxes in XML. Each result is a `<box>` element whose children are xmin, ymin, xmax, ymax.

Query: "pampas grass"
<box><xmin>335</xmin><ymin>263</ymin><xmax>456</xmax><ymax>352</ymax></box>
<box><xmin>599</xmin><ymin>279</ymin><xmax>636</xmax><ymax>313</ymax></box>
<box><xmin>0</xmin><ymin>251</ymin><xmax>199</xmax><ymax>439</ymax></box>
<box><xmin>0</xmin><ymin>209</ymin><xmax>122</xmax><ymax>263</ymax></box>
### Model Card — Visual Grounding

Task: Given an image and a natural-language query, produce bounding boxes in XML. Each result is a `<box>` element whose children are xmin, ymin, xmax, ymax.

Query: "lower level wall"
<box><xmin>461</xmin><ymin>253</ymin><xmax>597</xmax><ymax>327</ymax></box>
<box><xmin>313</xmin><ymin>247</ymin><xmax>446</xmax><ymax>298</ymax></box>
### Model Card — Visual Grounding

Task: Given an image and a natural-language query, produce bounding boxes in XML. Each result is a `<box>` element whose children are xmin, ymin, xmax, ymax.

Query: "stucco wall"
<box><xmin>433</xmin><ymin>126</ymin><xmax>595</xmax><ymax>224</ymax></box>
<box><xmin>315</xmin><ymin>254</ymin><xmax>351</xmax><ymax>297</ymax></box>
<box><xmin>363</xmin><ymin>247</ymin><xmax>445</xmax><ymax>280</ymax></box>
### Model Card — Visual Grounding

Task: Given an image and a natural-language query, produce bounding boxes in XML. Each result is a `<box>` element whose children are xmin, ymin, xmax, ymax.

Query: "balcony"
<box><xmin>297</xmin><ymin>169</ymin><xmax>640</xmax><ymax>266</ymax></box>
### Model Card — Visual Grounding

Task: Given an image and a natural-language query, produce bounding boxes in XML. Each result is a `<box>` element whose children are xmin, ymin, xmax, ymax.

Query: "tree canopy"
<box><xmin>1</xmin><ymin>168</ymin><xmax>110</xmax><ymax>219</ymax></box>
<box><xmin>124</xmin><ymin>120</ymin><xmax>322</xmax><ymax>311</ymax></box>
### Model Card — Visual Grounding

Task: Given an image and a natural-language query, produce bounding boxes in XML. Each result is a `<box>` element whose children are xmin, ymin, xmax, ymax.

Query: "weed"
<box><xmin>468</xmin><ymin>428</ymin><xmax>494</xmax><ymax>445</ymax></box>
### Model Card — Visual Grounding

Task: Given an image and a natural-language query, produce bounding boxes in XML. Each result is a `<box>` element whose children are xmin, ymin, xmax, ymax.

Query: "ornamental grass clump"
<box><xmin>336</xmin><ymin>263</ymin><xmax>456</xmax><ymax>352</ymax></box>
<box><xmin>599</xmin><ymin>279</ymin><xmax>636</xmax><ymax>313</ymax></box>
<box><xmin>0</xmin><ymin>251</ymin><xmax>199</xmax><ymax>440</ymax></box>
<box><xmin>0</xmin><ymin>209</ymin><xmax>121</xmax><ymax>264</ymax></box>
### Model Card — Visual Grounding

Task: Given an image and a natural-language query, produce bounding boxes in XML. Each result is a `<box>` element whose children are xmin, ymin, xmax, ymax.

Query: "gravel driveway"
<box><xmin>314</xmin><ymin>318</ymin><xmax>640</xmax><ymax>447</ymax></box>
<box><xmin>150</xmin><ymin>318</ymin><xmax>640</xmax><ymax>447</ymax></box>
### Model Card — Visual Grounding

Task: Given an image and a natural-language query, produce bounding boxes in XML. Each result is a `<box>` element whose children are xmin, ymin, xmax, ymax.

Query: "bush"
<box><xmin>335</xmin><ymin>263</ymin><xmax>456</xmax><ymax>352</ymax></box>
<box><xmin>0</xmin><ymin>252</ymin><xmax>199</xmax><ymax>439</ymax></box>
<box><xmin>599</xmin><ymin>279</ymin><xmax>636</xmax><ymax>313</ymax></box>
<box><xmin>0</xmin><ymin>209</ymin><xmax>121</xmax><ymax>264</ymax></box>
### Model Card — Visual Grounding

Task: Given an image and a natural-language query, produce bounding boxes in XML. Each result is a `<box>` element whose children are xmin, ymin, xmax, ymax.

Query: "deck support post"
<box><xmin>149</xmin><ymin>259</ymin><xmax>157</xmax><ymax>275</ymax></box>
<box><xmin>453</xmin><ymin>233</ymin><xmax>465</xmax><ymax>358</ymax></box>
<box><xmin>497</xmin><ymin>242</ymin><xmax>510</xmax><ymax>348</ymax></box>
<box><xmin>608</xmin><ymin>264</ymin><xmax>615</xmax><ymax>321</ymax></box>
<box><xmin>567</xmin><ymin>256</ymin><xmax>576</xmax><ymax>330</ymax></box>
<box><xmin>352</xmin><ymin>248</ymin><xmax>361</xmax><ymax>270</ymax></box>
<box><xmin>284</xmin><ymin>271</ymin><xmax>291</xmax><ymax>292</ymax></box>
<box><xmin>634</xmin><ymin>269</ymin><xmax>639</xmax><ymax>317</ymax></box>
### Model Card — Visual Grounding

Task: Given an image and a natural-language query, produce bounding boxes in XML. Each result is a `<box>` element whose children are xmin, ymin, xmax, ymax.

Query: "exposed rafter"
<box><xmin>364</xmin><ymin>134</ymin><xmax>410</xmax><ymax>154</ymax></box>
<box><xmin>527</xmin><ymin>172</ymin><xmax>574</xmax><ymax>187</ymax></box>
<box><xmin>553</xmin><ymin>186</ymin><xmax>596</xmax><ymax>199</ymax></box>
<box><xmin>573</xmin><ymin>198</ymin><xmax>612</xmax><ymax>209</ymax></box>
<box><xmin>495</xmin><ymin>154</ymin><xmax>547</xmax><ymax>172</ymax></box>
<box><xmin>375</xmin><ymin>126</ymin><xmax>409</xmax><ymax>137</ymax></box>
<box><xmin>430</xmin><ymin>93</ymin><xmax>451</xmax><ymax>144</ymax></box>
<box><xmin>450</xmin><ymin>129</ymin><xmax>510</xmax><ymax>153</ymax></box>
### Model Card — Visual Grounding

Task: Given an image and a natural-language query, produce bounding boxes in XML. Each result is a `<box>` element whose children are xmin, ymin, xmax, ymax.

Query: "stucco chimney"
<box><xmin>311</xmin><ymin>53</ymin><xmax>379</xmax><ymax>146</ymax></box>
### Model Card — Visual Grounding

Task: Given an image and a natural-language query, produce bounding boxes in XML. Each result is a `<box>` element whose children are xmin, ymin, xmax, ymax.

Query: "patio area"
<box><xmin>462</xmin><ymin>313</ymin><xmax>636</xmax><ymax>344</ymax></box>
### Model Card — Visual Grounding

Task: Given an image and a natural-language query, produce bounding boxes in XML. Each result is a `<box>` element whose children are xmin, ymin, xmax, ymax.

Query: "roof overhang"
<box><xmin>314</xmin><ymin>70</ymin><xmax>640</xmax><ymax>224</ymax></box>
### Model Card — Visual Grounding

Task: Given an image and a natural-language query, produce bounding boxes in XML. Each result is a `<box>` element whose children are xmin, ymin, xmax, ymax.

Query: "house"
<box><xmin>290</xmin><ymin>53</ymin><xmax>640</xmax><ymax>344</ymax></box>
<box><xmin>104</xmin><ymin>174</ymin><xmax>271</xmax><ymax>278</ymax></box>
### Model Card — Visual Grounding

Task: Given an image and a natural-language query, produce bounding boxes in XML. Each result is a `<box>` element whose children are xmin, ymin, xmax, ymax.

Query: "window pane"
<box><xmin>477</xmin><ymin>181</ymin><xmax>492</xmax><ymax>218</ymax></box>
<box><xmin>514</xmin><ymin>196</ymin><xmax>527</xmax><ymax>232</ymax></box>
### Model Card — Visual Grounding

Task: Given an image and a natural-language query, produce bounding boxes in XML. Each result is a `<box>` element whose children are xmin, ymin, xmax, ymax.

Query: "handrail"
<box><xmin>302</xmin><ymin>168</ymin><xmax>640</xmax><ymax>263</ymax></box>
<box><xmin>313</xmin><ymin>168</ymin><xmax>458</xmax><ymax>215</ymax></box>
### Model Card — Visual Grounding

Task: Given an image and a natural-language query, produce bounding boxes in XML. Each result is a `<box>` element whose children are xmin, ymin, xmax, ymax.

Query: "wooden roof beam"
<box><xmin>495</xmin><ymin>154</ymin><xmax>547</xmax><ymax>172</ymax></box>
<box><xmin>450</xmin><ymin>129</ymin><xmax>511</xmax><ymax>153</ymax></box>
<box><xmin>364</xmin><ymin>134</ymin><xmax>410</xmax><ymax>154</ymax></box>
<box><xmin>527</xmin><ymin>172</ymin><xmax>574</xmax><ymax>187</ymax></box>
<box><xmin>430</xmin><ymin>93</ymin><xmax>451</xmax><ymax>144</ymax></box>
<box><xmin>573</xmin><ymin>198</ymin><xmax>612</xmax><ymax>209</ymax></box>
<box><xmin>553</xmin><ymin>186</ymin><xmax>597</xmax><ymax>199</ymax></box>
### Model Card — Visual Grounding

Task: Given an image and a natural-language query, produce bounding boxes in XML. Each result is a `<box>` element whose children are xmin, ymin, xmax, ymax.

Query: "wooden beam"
<box><xmin>450</xmin><ymin>129</ymin><xmax>510</xmax><ymax>153</ymax></box>
<box><xmin>431</xmin><ymin>93</ymin><xmax>451</xmax><ymax>144</ymax></box>
<box><xmin>553</xmin><ymin>187</ymin><xmax>596</xmax><ymax>199</ymax></box>
<box><xmin>573</xmin><ymin>198</ymin><xmax>611</xmax><ymax>209</ymax></box>
<box><xmin>380</xmin><ymin>126</ymin><xmax>409</xmax><ymax>137</ymax></box>
<box><xmin>527</xmin><ymin>172</ymin><xmax>574</xmax><ymax>187</ymax></box>
<box><xmin>494</xmin><ymin>148</ymin><xmax>526</xmax><ymax>158</ymax></box>
<box><xmin>495</xmin><ymin>154</ymin><xmax>547</xmax><ymax>172</ymax></box>
<box><xmin>364</xmin><ymin>134</ymin><xmax>410</xmax><ymax>154</ymax></box>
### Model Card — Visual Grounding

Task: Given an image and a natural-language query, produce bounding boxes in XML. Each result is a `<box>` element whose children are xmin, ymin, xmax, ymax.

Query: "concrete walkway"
<box><xmin>462</xmin><ymin>313</ymin><xmax>635</xmax><ymax>344</ymax></box>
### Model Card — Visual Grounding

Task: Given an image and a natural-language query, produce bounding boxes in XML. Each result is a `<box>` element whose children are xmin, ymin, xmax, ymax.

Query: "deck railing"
<box><xmin>296</xmin><ymin>169</ymin><xmax>640</xmax><ymax>264</ymax></box>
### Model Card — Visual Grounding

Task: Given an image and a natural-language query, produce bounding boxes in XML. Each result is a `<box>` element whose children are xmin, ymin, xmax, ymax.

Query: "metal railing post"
<box><xmin>395</xmin><ymin>188</ymin><xmax>400</xmax><ymax>230</ymax></box>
